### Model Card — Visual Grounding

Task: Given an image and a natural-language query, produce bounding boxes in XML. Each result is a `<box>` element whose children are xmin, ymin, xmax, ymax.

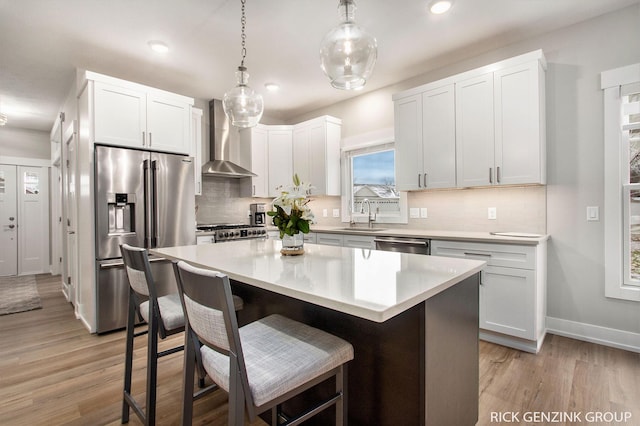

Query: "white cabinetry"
<box><xmin>430</xmin><ymin>239</ymin><xmax>546</xmax><ymax>353</ymax></box>
<box><xmin>314</xmin><ymin>232</ymin><xmax>375</xmax><ymax>249</ymax></box>
<box><xmin>267</xmin><ymin>127</ymin><xmax>293</xmax><ymax>197</ymax></box>
<box><xmin>90</xmin><ymin>73</ymin><xmax>192</xmax><ymax>154</ymax></box>
<box><xmin>395</xmin><ymin>85</ymin><xmax>456</xmax><ymax>191</ymax></box>
<box><xmin>243</xmin><ymin>125</ymin><xmax>269</xmax><ymax>197</ymax></box>
<box><xmin>316</xmin><ymin>233</ymin><xmax>344</xmax><ymax>246</ymax></box>
<box><xmin>292</xmin><ymin>116</ymin><xmax>342</xmax><ymax>195</ymax></box>
<box><xmin>342</xmin><ymin>234</ymin><xmax>375</xmax><ymax>249</ymax></box>
<box><xmin>191</xmin><ymin>107</ymin><xmax>203</xmax><ymax>195</ymax></box>
<box><xmin>394</xmin><ymin>50</ymin><xmax>546</xmax><ymax>190</ymax></box>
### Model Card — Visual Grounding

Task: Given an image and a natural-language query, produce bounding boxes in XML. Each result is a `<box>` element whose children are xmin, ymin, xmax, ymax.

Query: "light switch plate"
<box><xmin>587</xmin><ymin>206</ymin><xmax>599</xmax><ymax>221</ymax></box>
<box><xmin>488</xmin><ymin>207</ymin><xmax>497</xmax><ymax>220</ymax></box>
<box><xmin>420</xmin><ymin>208</ymin><xmax>428</xmax><ymax>218</ymax></box>
<box><xmin>332</xmin><ymin>209</ymin><xmax>340</xmax><ymax>218</ymax></box>
<box><xmin>322</xmin><ymin>209</ymin><xmax>328</xmax><ymax>217</ymax></box>
<box><xmin>410</xmin><ymin>208</ymin><xmax>420</xmax><ymax>219</ymax></box>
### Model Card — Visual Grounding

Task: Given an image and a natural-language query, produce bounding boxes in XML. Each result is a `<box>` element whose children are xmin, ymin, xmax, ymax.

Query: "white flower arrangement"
<box><xmin>268</xmin><ymin>174</ymin><xmax>315</xmax><ymax>238</ymax></box>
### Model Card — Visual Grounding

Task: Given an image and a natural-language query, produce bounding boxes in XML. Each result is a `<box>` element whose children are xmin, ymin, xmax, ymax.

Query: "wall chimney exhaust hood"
<box><xmin>202</xmin><ymin>99</ymin><xmax>256</xmax><ymax>178</ymax></box>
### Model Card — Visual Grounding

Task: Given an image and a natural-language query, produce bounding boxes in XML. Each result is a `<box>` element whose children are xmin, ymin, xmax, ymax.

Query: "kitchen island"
<box><xmin>152</xmin><ymin>239</ymin><xmax>485</xmax><ymax>426</ymax></box>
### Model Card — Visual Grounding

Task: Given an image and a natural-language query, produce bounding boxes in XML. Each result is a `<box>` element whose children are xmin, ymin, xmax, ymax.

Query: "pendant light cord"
<box><xmin>240</xmin><ymin>0</ymin><xmax>247</xmax><ymax>69</ymax></box>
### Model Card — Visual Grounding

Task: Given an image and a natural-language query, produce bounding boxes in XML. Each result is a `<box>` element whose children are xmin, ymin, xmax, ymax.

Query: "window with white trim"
<box><xmin>603</xmin><ymin>63</ymin><xmax>640</xmax><ymax>301</ymax></box>
<box><xmin>341</xmin><ymin>142</ymin><xmax>408</xmax><ymax>224</ymax></box>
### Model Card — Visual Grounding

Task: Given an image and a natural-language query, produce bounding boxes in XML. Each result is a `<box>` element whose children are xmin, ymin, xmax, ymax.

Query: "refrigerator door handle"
<box><xmin>151</xmin><ymin>160</ymin><xmax>159</xmax><ymax>247</ymax></box>
<box><xmin>143</xmin><ymin>159</ymin><xmax>152</xmax><ymax>248</ymax></box>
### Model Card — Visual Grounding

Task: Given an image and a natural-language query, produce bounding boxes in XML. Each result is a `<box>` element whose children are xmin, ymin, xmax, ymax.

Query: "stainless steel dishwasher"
<box><xmin>373</xmin><ymin>236</ymin><xmax>430</xmax><ymax>254</ymax></box>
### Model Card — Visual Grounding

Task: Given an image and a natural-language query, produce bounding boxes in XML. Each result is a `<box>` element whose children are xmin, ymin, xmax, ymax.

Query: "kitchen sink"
<box><xmin>338</xmin><ymin>227</ymin><xmax>388</xmax><ymax>232</ymax></box>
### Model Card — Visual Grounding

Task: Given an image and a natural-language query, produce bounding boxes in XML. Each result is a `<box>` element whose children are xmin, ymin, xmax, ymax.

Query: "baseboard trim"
<box><xmin>546</xmin><ymin>316</ymin><xmax>640</xmax><ymax>353</ymax></box>
<box><xmin>479</xmin><ymin>330</ymin><xmax>544</xmax><ymax>354</ymax></box>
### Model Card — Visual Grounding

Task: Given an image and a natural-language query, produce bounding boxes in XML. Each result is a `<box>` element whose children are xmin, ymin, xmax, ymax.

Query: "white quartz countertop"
<box><xmin>152</xmin><ymin>239</ymin><xmax>485</xmax><ymax>323</ymax></box>
<box><xmin>310</xmin><ymin>226</ymin><xmax>549</xmax><ymax>245</ymax></box>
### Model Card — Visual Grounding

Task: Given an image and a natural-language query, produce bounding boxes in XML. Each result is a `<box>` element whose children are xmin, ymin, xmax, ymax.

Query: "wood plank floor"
<box><xmin>0</xmin><ymin>274</ymin><xmax>638</xmax><ymax>425</ymax></box>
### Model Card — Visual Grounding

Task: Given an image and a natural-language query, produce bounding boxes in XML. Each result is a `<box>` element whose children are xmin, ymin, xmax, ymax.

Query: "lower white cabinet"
<box><xmin>342</xmin><ymin>234</ymin><xmax>375</xmax><ymax>249</ymax></box>
<box><xmin>315</xmin><ymin>233</ymin><xmax>343</xmax><ymax>246</ymax></box>
<box><xmin>430</xmin><ymin>239</ymin><xmax>546</xmax><ymax>353</ymax></box>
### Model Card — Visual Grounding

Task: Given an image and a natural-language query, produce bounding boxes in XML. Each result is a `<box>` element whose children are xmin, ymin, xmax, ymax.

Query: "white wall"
<box><xmin>289</xmin><ymin>4</ymin><xmax>640</xmax><ymax>336</ymax></box>
<box><xmin>0</xmin><ymin>127</ymin><xmax>50</xmax><ymax>159</ymax></box>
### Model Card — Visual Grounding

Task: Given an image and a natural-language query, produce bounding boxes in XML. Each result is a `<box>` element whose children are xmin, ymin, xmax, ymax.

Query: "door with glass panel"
<box><xmin>0</xmin><ymin>165</ymin><xmax>18</xmax><ymax>276</ymax></box>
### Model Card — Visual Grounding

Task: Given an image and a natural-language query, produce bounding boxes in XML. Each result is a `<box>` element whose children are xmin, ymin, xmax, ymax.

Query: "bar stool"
<box><xmin>120</xmin><ymin>244</ymin><xmax>242</xmax><ymax>425</ymax></box>
<box><xmin>173</xmin><ymin>260</ymin><xmax>354</xmax><ymax>426</ymax></box>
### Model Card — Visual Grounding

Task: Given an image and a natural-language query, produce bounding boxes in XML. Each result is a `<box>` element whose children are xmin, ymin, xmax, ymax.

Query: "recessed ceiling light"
<box><xmin>429</xmin><ymin>0</ymin><xmax>452</xmax><ymax>14</ymax></box>
<box><xmin>148</xmin><ymin>40</ymin><xmax>169</xmax><ymax>54</ymax></box>
<box><xmin>264</xmin><ymin>83</ymin><xmax>280</xmax><ymax>92</ymax></box>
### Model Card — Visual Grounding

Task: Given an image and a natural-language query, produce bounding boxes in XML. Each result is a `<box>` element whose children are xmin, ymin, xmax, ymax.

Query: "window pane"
<box><xmin>351</xmin><ymin>150</ymin><xmax>399</xmax><ymax>214</ymax></box>
<box><xmin>629</xmin><ymin>189</ymin><xmax>640</xmax><ymax>281</ymax></box>
<box><xmin>24</xmin><ymin>172</ymin><xmax>39</xmax><ymax>195</ymax></box>
<box><xmin>630</xmin><ymin>137</ymin><xmax>640</xmax><ymax>183</ymax></box>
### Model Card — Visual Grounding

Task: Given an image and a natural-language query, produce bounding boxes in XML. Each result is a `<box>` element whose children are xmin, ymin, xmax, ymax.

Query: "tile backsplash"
<box><xmin>198</xmin><ymin>177</ymin><xmax>546</xmax><ymax>234</ymax></box>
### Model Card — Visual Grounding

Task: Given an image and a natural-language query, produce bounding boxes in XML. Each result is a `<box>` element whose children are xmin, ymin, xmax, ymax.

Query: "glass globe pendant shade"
<box><xmin>223</xmin><ymin>66</ymin><xmax>264</xmax><ymax>128</ymax></box>
<box><xmin>320</xmin><ymin>0</ymin><xmax>377</xmax><ymax>90</ymax></box>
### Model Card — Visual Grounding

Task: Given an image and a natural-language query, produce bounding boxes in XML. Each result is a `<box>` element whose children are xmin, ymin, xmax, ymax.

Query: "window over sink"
<box><xmin>341</xmin><ymin>137</ymin><xmax>408</xmax><ymax>224</ymax></box>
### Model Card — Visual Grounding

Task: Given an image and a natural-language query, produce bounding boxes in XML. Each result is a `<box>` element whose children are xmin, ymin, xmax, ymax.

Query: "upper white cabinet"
<box><xmin>89</xmin><ymin>72</ymin><xmax>193</xmax><ymax>155</ymax></box>
<box><xmin>393</xmin><ymin>50</ymin><xmax>546</xmax><ymax>190</ymax></box>
<box><xmin>395</xmin><ymin>85</ymin><xmax>456</xmax><ymax>191</ymax></box>
<box><xmin>455</xmin><ymin>73</ymin><xmax>495</xmax><ymax>187</ymax></box>
<box><xmin>243</xmin><ymin>125</ymin><xmax>270</xmax><ymax>197</ymax></box>
<box><xmin>191</xmin><ymin>107</ymin><xmax>203</xmax><ymax>195</ymax></box>
<box><xmin>292</xmin><ymin>116</ymin><xmax>342</xmax><ymax>195</ymax></box>
<box><xmin>267</xmin><ymin>126</ymin><xmax>293</xmax><ymax>197</ymax></box>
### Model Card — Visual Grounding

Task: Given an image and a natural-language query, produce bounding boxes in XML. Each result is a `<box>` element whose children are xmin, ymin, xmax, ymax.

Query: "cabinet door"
<box><xmin>480</xmin><ymin>266</ymin><xmax>535</xmax><ymax>340</ymax></box>
<box><xmin>93</xmin><ymin>81</ymin><xmax>146</xmax><ymax>147</ymax></box>
<box><xmin>268</xmin><ymin>130</ymin><xmax>293</xmax><ymax>196</ymax></box>
<box><xmin>191</xmin><ymin>108</ymin><xmax>203</xmax><ymax>195</ymax></box>
<box><xmin>394</xmin><ymin>94</ymin><xmax>423</xmax><ymax>191</ymax></box>
<box><xmin>422</xmin><ymin>84</ymin><xmax>456</xmax><ymax>189</ymax></box>
<box><xmin>455</xmin><ymin>73</ymin><xmax>494</xmax><ymax>187</ymax></box>
<box><xmin>494</xmin><ymin>62</ymin><xmax>544</xmax><ymax>185</ymax></box>
<box><xmin>249</xmin><ymin>126</ymin><xmax>269</xmax><ymax>197</ymax></box>
<box><xmin>343</xmin><ymin>234</ymin><xmax>375</xmax><ymax>249</ymax></box>
<box><xmin>292</xmin><ymin>125</ymin><xmax>311</xmax><ymax>185</ymax></box>
<box><xmin>316</xmin><ymin>233</ymin><xmax>343</xmax><ymax>246</ymax></box>
<box><xmin>147</xmin><ymin>94</ymin><xmax>191</xmax><ymax>154</ymax></box>
<box><xmin>308</xmin><ymin>123</ymin><xmax>329</xmax><ymax>195</ymax></box>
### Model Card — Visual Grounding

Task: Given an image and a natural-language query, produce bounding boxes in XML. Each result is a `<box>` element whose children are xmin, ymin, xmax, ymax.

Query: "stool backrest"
<box><xmin>120</xmin><ymin>244</ymin><xmax>167</xmax><ymax>337</ymax></box>
<box><xmin>173</xmin><ymin>261</ymin><xmax>254</xmax><ymax>414</ymax></box>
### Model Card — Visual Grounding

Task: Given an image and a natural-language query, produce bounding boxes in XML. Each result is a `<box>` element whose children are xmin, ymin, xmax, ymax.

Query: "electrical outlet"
<box><xmin>410</xmin><ymin>208</ymin><xmax>420</xmax><ymax>219</ymax></box>
<box><xmin>420</xmin><ymin>208</ymin><xmax>428</xmax><ymax>218</ymax></box>
<box><xmin>488</xmin><ymin>207</ymin><xmax>497</xmax><ymax>220</ymax></box>
<box><xmin>333</xmin><ymin>209</ymin><xmax>340</xmax><ymax>218</ymax></box>
<box><xmin>322</xmin><ymin>209</ymin><xmax>328</xmax><ymax>217</ymax></box>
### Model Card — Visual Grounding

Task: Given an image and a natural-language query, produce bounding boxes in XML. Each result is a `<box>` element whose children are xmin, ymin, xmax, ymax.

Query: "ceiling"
<box><xmin>0</xmin><ymin>0</ymin><xmax>638</xmax><ymax>132</ymax></box>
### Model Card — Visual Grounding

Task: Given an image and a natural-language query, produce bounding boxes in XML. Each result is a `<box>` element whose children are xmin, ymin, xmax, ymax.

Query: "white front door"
<box><xmin>0</xmin><ymin>165</ymin><xmax>18</xmax><ymax>276</ymax></box>
<box><xmin>18</xmin><ymin>166</ymin><xmax>49</xmax><ymax>275</ymax></box>
<box><xmin>65</xmin><ymin>124</ymin><xmax>78</xmax><ymax>305</ymax></box>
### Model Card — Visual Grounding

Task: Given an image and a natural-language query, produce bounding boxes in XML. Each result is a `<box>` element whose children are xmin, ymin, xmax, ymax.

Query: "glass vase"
<box><xmin>281</xmin><ymin>233</ymin><xmax>305</xmax><ymax>256</ymax></box>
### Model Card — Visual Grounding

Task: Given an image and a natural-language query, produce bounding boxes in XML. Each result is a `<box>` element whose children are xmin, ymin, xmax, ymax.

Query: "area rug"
<box><xmin>0</xmin><ymin>275</ymin><xmax>42</xmax><ymax>315</ymax></box>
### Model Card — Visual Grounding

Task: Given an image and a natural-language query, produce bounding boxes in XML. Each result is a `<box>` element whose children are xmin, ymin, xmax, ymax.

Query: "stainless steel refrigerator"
<box><xmin>94</xmin><ymin>145</ymin><xmax>195</xmax><ymax>333</ymax></box>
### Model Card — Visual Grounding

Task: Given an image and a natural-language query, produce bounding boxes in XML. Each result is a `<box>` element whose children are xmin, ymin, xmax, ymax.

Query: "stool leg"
<box><xmin>122</xmin><ymin>292</ymin><xmax>136</xmax><ymax>424</ymax></box>
<box><xmin>145</xmin><ymin>304</ymin><xmax>159</xmax><ymax>425</ymax></box>
<box><xmin>181</xmin><ymin>327</ymin><xmax>196</xmax><ymax>426</ymax></box>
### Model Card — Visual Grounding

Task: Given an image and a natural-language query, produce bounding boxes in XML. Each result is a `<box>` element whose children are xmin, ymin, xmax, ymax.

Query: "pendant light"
<box><xmin>319</xmin><ymin>0</ymin><xmax>377</xmax><ymax>90</ymax></box>
<box><xmin>223</xmin><ymin>0</ymin><xmax>264</xmax><ymax>128</ymax></box>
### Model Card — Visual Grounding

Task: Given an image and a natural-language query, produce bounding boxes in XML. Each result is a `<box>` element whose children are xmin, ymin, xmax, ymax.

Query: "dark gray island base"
<box><xmin>231</xmin><ymin>273</ymin><xmax>479</xmax><ymax>426</ymax></box>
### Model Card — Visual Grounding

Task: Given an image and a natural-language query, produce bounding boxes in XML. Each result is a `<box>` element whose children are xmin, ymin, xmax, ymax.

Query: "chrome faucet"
<box><xmin>360</xmin><ymin>198</ymin><xmax>377</xmax><ymax>228</ymax></box>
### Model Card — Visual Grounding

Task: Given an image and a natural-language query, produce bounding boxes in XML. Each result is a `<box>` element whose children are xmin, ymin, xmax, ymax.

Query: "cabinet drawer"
<box><xmin>431</xmin><ymin>240</ymin><xmax>536</xmax><ymax>270</ymax></box>
<box><xmin>316</xmin><ymin>233</ymin><xmax>343</xmax><ymax>246</ymax></box>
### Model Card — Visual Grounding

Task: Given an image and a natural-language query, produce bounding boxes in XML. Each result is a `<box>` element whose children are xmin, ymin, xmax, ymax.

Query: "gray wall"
<box><xmin>287</xmin><ymin>5</ymin><xmax>640</xmax><ymax>334</ymax></box>
<box><xmin>0</xmin><ymin>127</ymin><xmax>50</xmax><ymax>159</ymax></box>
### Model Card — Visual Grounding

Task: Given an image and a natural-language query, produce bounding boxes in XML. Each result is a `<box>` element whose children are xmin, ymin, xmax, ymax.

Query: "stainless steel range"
<box><xmin>196</xmin><ymin>223</ymin><xmax>267</xmax><ymax>243</ymax></box>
